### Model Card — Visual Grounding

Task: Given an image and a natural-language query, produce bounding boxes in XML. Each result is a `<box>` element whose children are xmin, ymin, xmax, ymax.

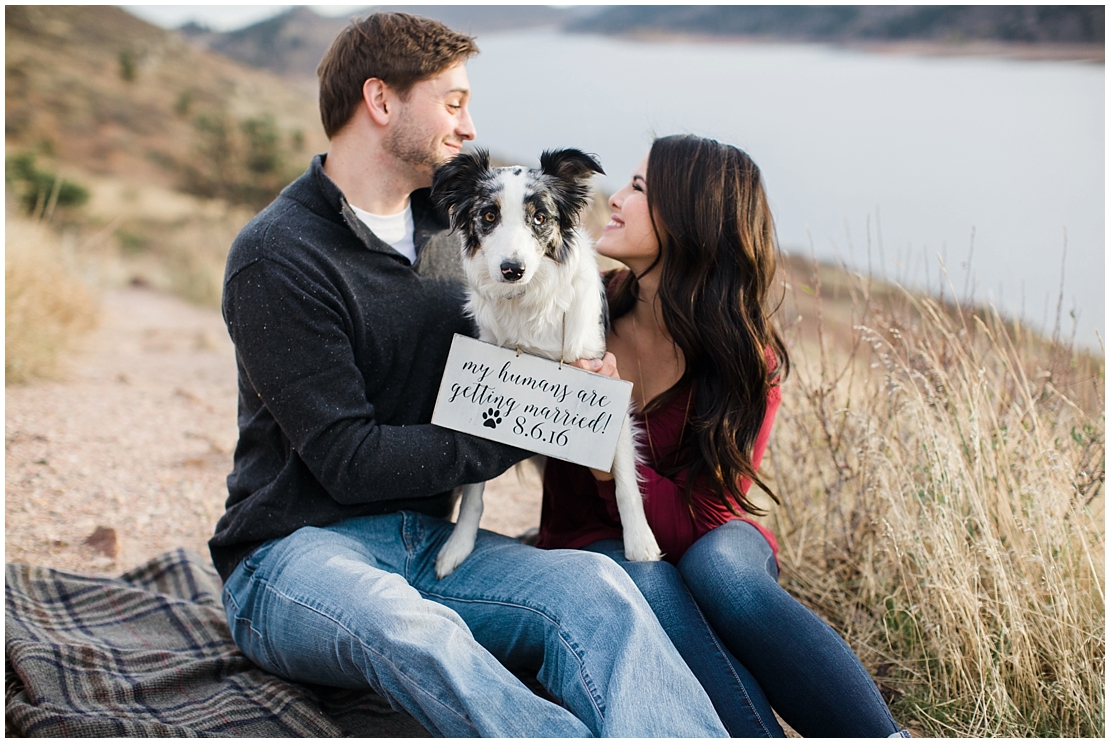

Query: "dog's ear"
<box><xmin>539</xmin><ymin>149</ymin><xmax>604</xmax><ymax>228</ymax></box>
<box><xmin>431</xmin><ymin>149</ymin><xmax>491</xmax><ymax>230</ymax></box>
<box><xmin>539</xmin><ymin>149</ymin><xmax>604</xmax><ymax>183</ymax></box>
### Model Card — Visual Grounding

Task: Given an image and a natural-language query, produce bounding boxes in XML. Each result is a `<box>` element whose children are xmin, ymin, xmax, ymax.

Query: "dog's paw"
<box><xmin>435</xmin><ymin>535</ymin><xmax>476</xmax><ymax>579</ymax></box>
<box><xmin>623</xmin><ymin>532</ymin><xmax>663</xmax><ymax>562</ymax></box>
<box><xmin>481</xmin><ymin>408</ymin><xmax>503</xmax><ymax>429</ymax></box>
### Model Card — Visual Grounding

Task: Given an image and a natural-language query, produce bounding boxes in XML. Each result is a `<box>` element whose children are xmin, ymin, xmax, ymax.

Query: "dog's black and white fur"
<box><xmin>430</xmin><ymin>148</ymin><xmax>663</xmax><ymax>578</ymax></box>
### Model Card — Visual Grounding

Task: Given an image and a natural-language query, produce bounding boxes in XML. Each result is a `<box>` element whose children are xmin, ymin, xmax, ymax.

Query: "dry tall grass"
<box><xmin>765</xmin><ymin>260</ymin><xmax>1105</xmax><ymax>737</ymax></box>
<box><xmin>5</xmin><ymin>213</ymin><xmax>99</xmax><ymax>383</ymax></box>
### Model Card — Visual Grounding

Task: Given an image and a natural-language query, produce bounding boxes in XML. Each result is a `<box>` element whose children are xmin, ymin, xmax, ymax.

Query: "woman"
<box><xmin>536</xmin><ymin>135</ymin><xmax>906</xmax><ymax>738</ymax></box>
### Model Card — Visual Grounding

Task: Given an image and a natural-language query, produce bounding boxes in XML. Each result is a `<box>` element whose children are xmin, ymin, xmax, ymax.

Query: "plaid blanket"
<box><xmin>5</xmin><ymin>549</ymin><xmax>430</xmax><ymax>737</ymax></box>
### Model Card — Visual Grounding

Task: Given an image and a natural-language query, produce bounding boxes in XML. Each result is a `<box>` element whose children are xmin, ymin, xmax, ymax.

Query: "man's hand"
<box><xmin>570</xmin><ymin>353</ymin><xmax>619</xmax><ymax>481</ymax></box>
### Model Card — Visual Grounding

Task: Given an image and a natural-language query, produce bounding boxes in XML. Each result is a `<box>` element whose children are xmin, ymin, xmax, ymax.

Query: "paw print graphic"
<box><xmin>482</xmin><ymin>408</ymin><xmax>503</xmax><ymax>429</ymax></box>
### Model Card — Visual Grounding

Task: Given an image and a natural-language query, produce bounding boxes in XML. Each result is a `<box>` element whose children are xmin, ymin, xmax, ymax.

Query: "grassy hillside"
<box><xmin>6</xmin><ymin>5</ymin><xmax>327</xmax><ymax>201</ymax></box>
<box><xmin>4</xmin><ymin>5</ymin><xmax>331</xmax><ymax>323</ymax></box>
<box><xmin>772</xmin><ymin>254</ymin><xmax>1104</xmax><ymax>736</ymax></box>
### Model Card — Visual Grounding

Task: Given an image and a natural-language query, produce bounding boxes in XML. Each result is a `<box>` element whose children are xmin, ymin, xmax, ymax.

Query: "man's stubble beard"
<box><xmin>383</xmin><ymin>112</ymin><xmax>448</xmax><ymax>180</ymax></box>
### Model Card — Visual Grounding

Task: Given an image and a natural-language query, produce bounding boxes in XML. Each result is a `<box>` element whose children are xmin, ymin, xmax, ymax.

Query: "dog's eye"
<box><xmin>482</xmin><ymin>209</ymin><xmax>497</xmax><ymax>223</ymax></box>
<box><xmin>532</xmin><ymin>213</ymin><xmax>546</xmax><ymax>226</ymax></box>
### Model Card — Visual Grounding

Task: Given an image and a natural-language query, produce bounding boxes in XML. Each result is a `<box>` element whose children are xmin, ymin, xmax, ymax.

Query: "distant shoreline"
<box><xmin>605</xmin><ymin>31</ymin><xmax>1105</xmax><ymax>64</ymax></box>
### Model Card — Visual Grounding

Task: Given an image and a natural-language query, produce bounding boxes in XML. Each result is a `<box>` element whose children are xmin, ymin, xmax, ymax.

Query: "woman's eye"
<box><xmin>482</xmin><ymin>210</ymin><xmax>497</xmax><ymax>223</ymax></box>
<box><xmin>532</xmin><ymin>213</ymin><xmax>546</xmax><ymax>225</ymax></box>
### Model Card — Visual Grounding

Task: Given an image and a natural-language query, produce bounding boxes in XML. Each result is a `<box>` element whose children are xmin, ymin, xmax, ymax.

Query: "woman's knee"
<box><xmin>681</xmin><ymin>522</ymin><xmax>776</xmax><ymax>578</ymax></box>
<box><xmin>678</xmin><ymin>522</ymin><xmax>782</xmax><ymax>610</ymax></box>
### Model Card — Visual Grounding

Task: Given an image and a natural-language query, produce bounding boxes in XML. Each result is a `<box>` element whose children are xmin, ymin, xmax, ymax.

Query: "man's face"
<box><xmin>384</xmin><ymin>63</ymin><xmax>476</xmax><ymax>183</ymax></box>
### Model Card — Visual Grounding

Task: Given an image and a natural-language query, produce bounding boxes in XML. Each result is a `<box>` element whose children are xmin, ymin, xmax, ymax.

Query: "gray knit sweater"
<box><xmin>209</xmin><ymin>155</ymin><xmax>527</xmax><ymax>581</ymax></box>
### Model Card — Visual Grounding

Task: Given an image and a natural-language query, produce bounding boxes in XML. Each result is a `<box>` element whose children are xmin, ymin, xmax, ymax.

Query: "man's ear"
<box><xmin>362</xmin><ymin>78</ymin><xmax>391</xmax><ymax>126</ymax></box>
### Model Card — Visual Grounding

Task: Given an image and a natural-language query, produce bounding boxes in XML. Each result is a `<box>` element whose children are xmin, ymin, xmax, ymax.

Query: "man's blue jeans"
<box><xmin>221</xmin><ymin>511</ymin><xmax>728</xmax><ymax>737</ymax></box>
<box><xmin>586</xmin><ymin>520</ymin><xmax>904</xmax><ymax>737</ymax></box>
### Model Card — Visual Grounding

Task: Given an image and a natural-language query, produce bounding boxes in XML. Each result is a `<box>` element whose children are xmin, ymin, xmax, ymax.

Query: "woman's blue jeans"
<box><xmin>221</xmin><ymin>511</ymin><xmax>728</xmax><ymax>738</ymax></box>
<box><xmin>585</xmin><ymin>520</ymin><xmax>903</xmax><ymax>738</ymax></box>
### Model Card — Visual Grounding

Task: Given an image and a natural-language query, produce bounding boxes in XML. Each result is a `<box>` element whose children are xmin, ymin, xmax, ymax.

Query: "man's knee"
<box><xmin>542</xmin><ymin>549</ymin><xmax>661</xmax><ymax>628</ymax></box>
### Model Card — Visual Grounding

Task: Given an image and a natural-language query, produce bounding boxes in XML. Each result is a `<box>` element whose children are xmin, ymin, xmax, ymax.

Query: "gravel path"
<box><xmin>5</xmin><ymin>287</ymin><xmax>542</xmax><ymax>575</ymax></box>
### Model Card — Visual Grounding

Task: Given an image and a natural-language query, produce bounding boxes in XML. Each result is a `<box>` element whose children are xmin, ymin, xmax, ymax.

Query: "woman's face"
<box><xmin>596</xmin><ymin>155</ymin><xmax>659</xmax><ymax>272</ymax></box>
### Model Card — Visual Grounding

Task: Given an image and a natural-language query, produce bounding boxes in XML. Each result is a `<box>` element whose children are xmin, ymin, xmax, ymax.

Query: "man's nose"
<box><xmin>458</xmin><ymin>105</ymin><xmax>476</xmax><ymax>141</ymax></box>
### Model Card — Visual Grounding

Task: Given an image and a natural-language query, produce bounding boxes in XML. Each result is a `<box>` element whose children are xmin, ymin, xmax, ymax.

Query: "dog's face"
<box><xmin>432</xmin><ymin>148</ymin><xmax>603</xmax><ymax>294</ymax></box>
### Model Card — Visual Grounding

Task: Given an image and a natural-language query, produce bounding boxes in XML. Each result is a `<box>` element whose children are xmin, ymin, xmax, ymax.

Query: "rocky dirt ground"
<box><xmin>5</xmin><ymin>286</ymin><xmax>542</xmax><ymax>576</ymax></box>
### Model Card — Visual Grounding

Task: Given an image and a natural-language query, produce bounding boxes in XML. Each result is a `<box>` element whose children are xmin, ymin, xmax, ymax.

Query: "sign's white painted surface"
<box><xmin>432</xmin><ymin>335</ymin><xmax>633</xmax><ymax>471</ymax></box>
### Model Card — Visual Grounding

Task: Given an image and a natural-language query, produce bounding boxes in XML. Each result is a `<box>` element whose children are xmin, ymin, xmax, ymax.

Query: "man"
<box><xmin>209</xmin><ymin>12</ymin><xmax>727</xmax><ymax>738</ymax></box>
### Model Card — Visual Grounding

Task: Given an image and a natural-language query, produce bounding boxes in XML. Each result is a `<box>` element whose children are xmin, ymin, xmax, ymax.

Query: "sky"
<box><xmin>122</xmin><ymin>4</ymin><xmax>367</xmax><ymax>31</ymax></box>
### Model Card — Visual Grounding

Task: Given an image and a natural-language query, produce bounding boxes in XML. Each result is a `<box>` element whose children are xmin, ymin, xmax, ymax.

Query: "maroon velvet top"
<box><xmin>536</xmin><ymin>378</ymin><xmax>782</xmax><ymax>564</ymax></box>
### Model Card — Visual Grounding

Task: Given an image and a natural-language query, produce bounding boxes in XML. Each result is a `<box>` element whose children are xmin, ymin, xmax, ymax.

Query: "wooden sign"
<box><xmin>432</xmin><ymin>334</ymin><xmax>633</xmax><ymax>472</ymax></box>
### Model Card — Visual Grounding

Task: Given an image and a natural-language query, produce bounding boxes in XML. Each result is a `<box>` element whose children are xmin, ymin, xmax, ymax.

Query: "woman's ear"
<box><xmin>362</xmin><ymin>78</ymin><xmax>391</xmax><ymax>126</ymax></box>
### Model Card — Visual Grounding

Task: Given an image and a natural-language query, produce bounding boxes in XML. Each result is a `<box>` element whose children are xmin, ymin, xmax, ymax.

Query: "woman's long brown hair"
<box><xmin>610</xmin><ymin>134</ymin><xmax>790</xmax><ymax>516</ymax></box>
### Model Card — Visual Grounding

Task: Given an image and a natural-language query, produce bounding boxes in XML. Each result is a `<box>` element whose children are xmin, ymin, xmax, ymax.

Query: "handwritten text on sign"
<box><xmin>432</xmin><ymin>334</ymin><xmax>632</xmax><ymax>471</ymax></box>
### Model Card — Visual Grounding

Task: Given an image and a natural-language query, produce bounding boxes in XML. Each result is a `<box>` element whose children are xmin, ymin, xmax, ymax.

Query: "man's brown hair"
<box><xmin>317</xmin><ymin>12</ymin><xmax>479</xmax><ymax>139</ymax></box>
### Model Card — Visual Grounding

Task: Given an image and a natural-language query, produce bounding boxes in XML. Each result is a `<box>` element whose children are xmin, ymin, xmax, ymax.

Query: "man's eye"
<box><xmin>532</xmin><ymin>213</ymin><xmax>546</xmax><ymax>226</ymax></box>
<box><xmin>482</xmin><ymin>210</ymin><xmax>497</xmax><ymax>223</ymax></box>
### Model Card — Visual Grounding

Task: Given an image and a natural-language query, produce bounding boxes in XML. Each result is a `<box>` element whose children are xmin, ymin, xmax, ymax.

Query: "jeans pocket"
<box><xmin>242</xmin><ymin>539</ymin><xmax>277</xmax><ymax>575</ymax></box>
<box><xmin>224</xmin><ymin>552</ymin><xmax>276</xmax><ymax>672</ymax></box>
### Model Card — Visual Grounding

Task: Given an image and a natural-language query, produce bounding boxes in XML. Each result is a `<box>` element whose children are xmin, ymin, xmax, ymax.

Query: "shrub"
<box><xmin>6</xmin><ymin>215</ymin><xmax>98</xmax><ymax>383</ymax></box>
<box><xmin>6</xmin><ymin>153</ymin><xmax>91</xmax><ymax>218</ymax></box>
<box><xmin>118</xmin><ymin>49</ymin><xmax>136</xmax><ymax>81</ymax></box>
<box><xmin>179</xmin><ymin>111</ymin><xmax>301</xmax><ymax>211</ymax></box>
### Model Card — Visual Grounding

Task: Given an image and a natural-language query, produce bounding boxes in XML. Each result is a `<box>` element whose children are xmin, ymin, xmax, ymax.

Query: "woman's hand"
<box><xmin>569</xmin><ymin>352</ymin><xmax>619</xmax><ymax>380</ymax></box>
<box><xmin>570</xmin><ymin>353</ymin><xmax>619</xmax><ymax>481</ymax></box>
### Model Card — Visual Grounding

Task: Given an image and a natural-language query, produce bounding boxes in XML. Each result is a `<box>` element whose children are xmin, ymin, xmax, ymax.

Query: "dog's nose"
<box><xmin>500</xmin><ymin>261</ymin><xmax>525</xmax><ymax>282</ymax></box>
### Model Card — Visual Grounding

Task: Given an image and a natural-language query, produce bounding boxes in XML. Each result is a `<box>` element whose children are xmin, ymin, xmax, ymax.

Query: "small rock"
<box><xmin>83</xmin><ymin>526</ymin><xmax>119</xmax><ymax>558</ymax></box>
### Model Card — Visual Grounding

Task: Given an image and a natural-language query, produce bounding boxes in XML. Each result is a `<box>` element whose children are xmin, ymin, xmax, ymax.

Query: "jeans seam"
<box><xmin>419</xmin><ymin>590</ymin><xmax>607</xmax><ymax>722</ymax></box>
<box><xmin>690</xmin><ymin>599</ymin><xmax>776</xmax><ymax>737</ymax></box>
<box><xmin>248</xmin><ymin>579</ymin><xmax>478</xmax><ymax>735</ymax></box>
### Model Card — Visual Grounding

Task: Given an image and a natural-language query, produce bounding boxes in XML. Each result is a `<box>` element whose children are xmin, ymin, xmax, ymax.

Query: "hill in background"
<box><xmin>5</xmin><ymin>5</ymin><xmax>329</xmax><ymax>310</ymax></box>
<box><xmin>6</xmin><ymin>5</ymin><xmax>327</xmax><ymax>203</ymax></box>
<box><xmin>175</xmin><ymin>5</ymin><xmax>1104</xmax><ymax>83</ymax></box>
<box><xmin>570</xmin><ymin>5</ymin><xmax>1104</xmax><ymax>46</ymax></box>
<box><xmin>179</xmin><ymin>5</ymin><xmax>597</xmax><ymax>79</ymax></box>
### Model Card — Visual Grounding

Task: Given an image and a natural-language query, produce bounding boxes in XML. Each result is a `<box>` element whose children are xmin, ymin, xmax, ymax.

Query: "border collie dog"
<box><xmin>430</xmin><ymin>148</ymin><xmax>662</xmax><ymax>578</ymax></box>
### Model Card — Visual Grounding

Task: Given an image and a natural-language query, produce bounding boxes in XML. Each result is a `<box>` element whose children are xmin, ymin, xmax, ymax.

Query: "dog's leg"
<box><xmin>612</xmin><ymin>414</ymin><xmax>663</xmax><ymax>562</ymax></box>
<box><xmin>435</xmin><ymin>481</ymin><xmax>485</xmax><ymax>579</ymax></box>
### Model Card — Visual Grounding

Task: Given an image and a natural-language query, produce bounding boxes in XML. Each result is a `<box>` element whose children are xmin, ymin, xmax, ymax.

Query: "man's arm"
<box><xmin>225</xmin><ymin>257</ymin><xmax>528</xmax><ymax>505</ymax></box>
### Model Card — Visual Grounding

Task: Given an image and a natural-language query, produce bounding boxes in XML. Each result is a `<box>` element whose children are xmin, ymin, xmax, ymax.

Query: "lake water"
<box><xmin>465</xmin><ymin>32</ymin><xmax>1105</xmax><ymax>350</ymax></box>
